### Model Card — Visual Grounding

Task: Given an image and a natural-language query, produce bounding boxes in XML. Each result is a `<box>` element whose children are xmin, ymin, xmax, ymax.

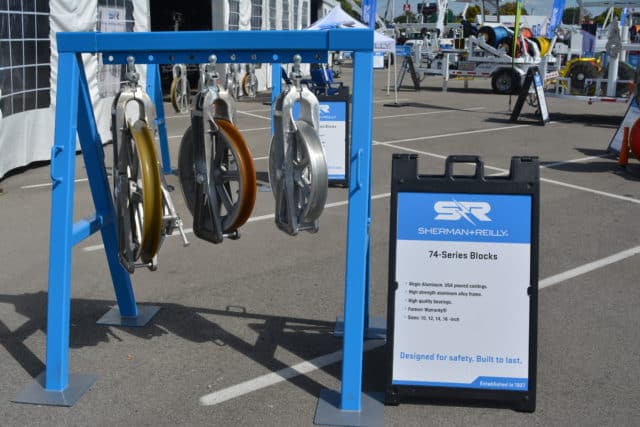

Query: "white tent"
<box><xmin>306</xmin><ymin>5</ymin><xmax>395</xmax><ymax>53</ymax></box>
<box><xmin>0</xmin><ymin>0</ymin><xmax>150</xmax><ymax>179</ymax></box>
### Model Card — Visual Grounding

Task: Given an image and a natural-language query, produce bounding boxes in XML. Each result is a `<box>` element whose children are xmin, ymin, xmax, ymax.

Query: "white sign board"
<box><xmin>392</xmin><ymin>192</ymin><xmax>532</xmax><ymax>391</ymax></box>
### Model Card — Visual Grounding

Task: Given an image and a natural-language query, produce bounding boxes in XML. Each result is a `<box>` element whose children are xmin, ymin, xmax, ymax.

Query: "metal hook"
<box><xmin>205</xmin><ymin>54</ymin><xmax>219</xmax><ymax>87</ymax></box>
<box><xmin>125</xmin><ymin>56</ymin><xmax>139</xmax><ymax>86</ymax></box>
<box><xmin>291</xmin><ymin>54</ymin><xmax>303</xmax><ymax>90</ymax></box>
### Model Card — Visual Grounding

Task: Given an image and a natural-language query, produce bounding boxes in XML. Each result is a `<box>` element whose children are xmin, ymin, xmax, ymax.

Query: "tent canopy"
<box><xmin>306</xmin><ymin>5</ymin><xmax>395</xmax><ymax>53</ymax></box>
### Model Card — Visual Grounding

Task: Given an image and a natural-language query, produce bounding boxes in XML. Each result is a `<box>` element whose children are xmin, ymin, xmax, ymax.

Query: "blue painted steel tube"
<box><xmin>44</xmin><ymin>52</ymin><xmax>81</xmax><ymax>390</ymax></box>
<box><xmin>340</xmin><ymin>49</ymin><xmax>374</xmax><ymax>411</ymax></box>
<box><xmin>147</xmin><ymin>64</ymin><xmax>172</xmax><ymax>174</ymax></box>
<box><xmin>75</xmin><ymin>58</ymin><xmax>138</xmax><ymax>318</ymax></box>
<box><xmin>271</xmin><ymin>63</ymin><xmax>281</xmax><ymax>135</ymax></box>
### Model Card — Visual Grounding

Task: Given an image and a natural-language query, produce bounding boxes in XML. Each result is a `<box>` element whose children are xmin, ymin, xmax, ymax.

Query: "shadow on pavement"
<box><xmin>0</xmin><ymin>291</ymin><xmax>353</xmax><ymax>399</ymax></box>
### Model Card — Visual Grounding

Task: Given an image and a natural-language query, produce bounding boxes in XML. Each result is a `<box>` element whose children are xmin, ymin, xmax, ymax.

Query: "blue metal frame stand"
<box><xmin>14</xmin><ymin>30</ymin><xmax>378</xmax><ymax>422</ymax></box>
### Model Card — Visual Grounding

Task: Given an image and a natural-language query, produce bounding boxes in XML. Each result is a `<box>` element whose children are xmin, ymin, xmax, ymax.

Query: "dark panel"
<box><xmin>12</xmin><ymin>92</ymin><xmax>24</xmax><ymax>113</ymax></box>
<box><xmin>8</xmin><ymin>0</ymin><xmax>20</xmax><ymax>12</ymax></box>
<box><xmin>36</xmin><ymin>41</ymin><xmax>48</xmax><ymax>64</ymax></box>
<box><xmin>0</xmin><ymin>94</ymin><xmax>12</xmax><ymax>115</ymax></box>
<box><xmin>36</xmin><ymin>13</ymin><xmax>48</xmax><ymax>38</ymax></box>
<box><xmin>36</xmin><ymin>88</ymin><xmax>49</xmax><ymax>108</ymax></box>
<box><xmin>0</xmin><ymin>41</ymin><xmax>9</xmax><ymax>67</ymax></box>
<box><xmin>24</xmin><ymin>64</ymin><xmax>36</xmax><ymax>90</ymax></box>
<box><xmin>22</xmin><ymin>13</ymin><xmax>35</xmax><ymax>37</ymax></box>
<box><xmin>10</xmin><ymin>41</ymin><xmax>22</xmax><ymax>64</ymax></box>
<box><xmin>24</xmin><ymin>89</ymin><xmax>36</xmax><ymax>110</ymax></box>
<box><xmin>23</xmin><ymin>0</ymin><xmax>35</xmax><ymax>12</ymax></box>
<box><xmin>35</xmin><ymin>0</ymin><xmax>49</xmax><ymax>13</ymax></box>
<box><xmin>23</xmin><ymin>41</ymin><xmax>36</xmax><ymax>65</ymax></box>
<box><xmin>36</xmin><ymin>65</ymin><xmax>48</xmax><ymax>88</ymax></box>
<box><xmin>0</xmin><ymin>13</ymin><xmax>8</xmax><ymax>38</ymax></box>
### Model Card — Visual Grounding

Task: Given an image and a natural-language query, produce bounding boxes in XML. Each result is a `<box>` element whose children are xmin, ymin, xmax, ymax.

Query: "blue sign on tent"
<box><xmin>395</xmin><ymin>45</ymin><xmax>411</xmax><ymax>57</ymax></box>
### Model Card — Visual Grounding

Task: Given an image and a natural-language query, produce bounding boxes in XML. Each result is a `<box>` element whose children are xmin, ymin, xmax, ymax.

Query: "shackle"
<box><xmin>113</xmin><ymin>56</ymin><xmax>156</xmax><ymax>145</ymax></box>
<box><xmin>273</xmin><ymin>54</ymin><xmax>320</xmax><ymax>147</ymax></box>
<box><xmin>195</xmin><ymin>54</ymin><xmax>236</xmax><ymax>125</ymax></box>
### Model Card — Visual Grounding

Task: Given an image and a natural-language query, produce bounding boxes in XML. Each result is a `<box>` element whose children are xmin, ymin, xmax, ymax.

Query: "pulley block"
<box><xmin>112</xmin><ymin>56</ymin><xmax>189</xmax><ymax>272</ymax></box>
<box><xmin>178</xmin><ymin>55</ymin><xmax>256</xmax><ymax>244</ymax></box>
<box><xmin>268</xmin><ymin>55</ymin><xmax>328</xmax><ymax>236</ymax></box>
<box><xmin>242</xmin><ymin>64</ymin><xmax>258</xmax><ymax>97</ymax></box>
<box><xmin>170</xmin><ymin>63</ymin><xmax>191</xmax><ymax>114</ymax></box>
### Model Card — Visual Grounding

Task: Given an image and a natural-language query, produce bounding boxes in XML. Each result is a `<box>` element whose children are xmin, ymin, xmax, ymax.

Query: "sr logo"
<box><xmin>319</xmin><ymin>105</ymin><xmax>330</xmax><ymax>114</ymax></box>
<box><xmin>434</xmin><ymin>201</ymin><xmax>492</xmax><ymax>225</ymax></box>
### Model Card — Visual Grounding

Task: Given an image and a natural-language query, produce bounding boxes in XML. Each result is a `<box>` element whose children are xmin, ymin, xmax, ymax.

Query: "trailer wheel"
<box><xmin>568</xmin><ymin>61</ymin><xmax>599</xmax><ymax>94</ymax></box>
<box><xmin>491</xmin><ymin>69</ymin><xmax>520</xmax><ymax>94</ymax></box>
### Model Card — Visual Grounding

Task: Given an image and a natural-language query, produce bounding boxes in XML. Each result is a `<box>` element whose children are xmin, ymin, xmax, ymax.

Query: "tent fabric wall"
<box><xmin>211</xmin><ymin>0</ymin><xmax>311</xmax><ymax>91</ymax></box>
<box><xmin>0</xmin><ymin>0</ymin><xmax>149</xmax><ymax>179</ymax></box>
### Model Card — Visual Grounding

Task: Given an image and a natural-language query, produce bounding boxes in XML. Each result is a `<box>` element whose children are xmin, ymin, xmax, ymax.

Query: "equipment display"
<box><xmin>112</xmin><ymin>56</ymin><xmax>189</xmax><ymax>272</ymax></box>
<box><xmin>269</xmin><ymin>55</ymin><xmax>328</xmax><ymax>235</ymax></box>
<box><xmin>242</xmin><ymin>63</ymin><xmax>259</xmax><ymax>98</ymax></box>
<box><xmin>178</xmin><ymin>55</ymin><xmax>257</xmax><ymax>244</ymax></box>
<box><xmin>170</xmin><ymin>63</ymin><xmax>191</xmax><ymax>113</ymax></box>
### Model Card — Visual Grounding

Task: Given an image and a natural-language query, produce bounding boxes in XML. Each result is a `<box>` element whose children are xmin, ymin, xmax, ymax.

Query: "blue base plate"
<box><xmin>96</xmin><ymin>304</ymin><xmax>160</xmax><ymax>326</ymax></box>
<box><xmin>14</xmin><ymin>372</ymin><xmax>97</xmax><ymax>407</ymax></box>
<box><xmin>333</xmin><ymin>316</ymin><xmax>386</xmax><ymax>340</ymax></box>
<box><xmin>314</xmin><ymin>389</ymin><xmax>384</xmax><ymax>426</ymax></box>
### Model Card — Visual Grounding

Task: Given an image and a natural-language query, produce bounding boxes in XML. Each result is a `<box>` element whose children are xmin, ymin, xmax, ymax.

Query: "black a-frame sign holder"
<box><xmin>510</xmin><ymin>66</ymin><xmax>550</xmax><ymax>126</ymax></box>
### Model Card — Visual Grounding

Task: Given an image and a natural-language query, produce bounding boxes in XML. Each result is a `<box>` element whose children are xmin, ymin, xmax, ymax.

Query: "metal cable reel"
<box><xmin>224</xmin><ymin>63</ymin><xmax>241</xmax><ymax>99</ymax></box>
<box><xmin>178</xmin><ymin>55</ymin><xmax>257</xmax><ymax>244</ymax></box>
<box><xmin>242</xmin><ymin>63</ymin><xmax>258</xmax><ymax>98</ymax></box>
<box><xmin>170</xmin><ymin>63</ymin><xmax>191</xmax><ymax>113</ymax></box>
<box><xmin>268</xmin><ymin>54</ymin><xmax>328</xmax><ymax>236</ymax></box>
<box><xmin>112</xmin><ymin>56</ymin><xmax>189</xmax><ymax>272</ymax></box>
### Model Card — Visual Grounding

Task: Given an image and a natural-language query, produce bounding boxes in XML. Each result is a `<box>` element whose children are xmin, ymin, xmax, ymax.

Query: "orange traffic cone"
<box><xmin>619</xmin><ymin>126</ymin><xmax>630</xmax><ymax>166</ymax></box>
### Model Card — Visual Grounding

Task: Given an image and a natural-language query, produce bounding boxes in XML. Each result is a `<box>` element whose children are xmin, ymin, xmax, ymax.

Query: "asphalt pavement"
<box><xmin>0</xmin><ymin>67</ymin><xmax>639</xmax><ymax>427</ymax></box>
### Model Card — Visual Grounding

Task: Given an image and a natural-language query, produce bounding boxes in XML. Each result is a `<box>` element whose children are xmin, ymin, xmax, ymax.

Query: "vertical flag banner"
<box><xmin>362</xmin><ymin>0</ymin><xmax>377</xmax><ymax>29</ymax></box>
<box><xmin>512</xmin><ymin>0</ymin><xmax>523</xmax><ymax>59</ymax></box>
<box><xmin>546</xmin><ymin>0</ymin><xmax>566</xmax><ymax>39</ymax></box>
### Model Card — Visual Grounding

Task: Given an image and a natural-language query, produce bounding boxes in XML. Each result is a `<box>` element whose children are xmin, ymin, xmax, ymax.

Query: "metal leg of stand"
<box><xmin>271</xmin><ymin>63</ymin><xmax>281</xmax><ymax>136</ymax></box>
<box><xmin>315</xmin><ymin>50</ymin><xmax>384</xmax><ymax>426</ymax></box>
<box><xmin>147</xmin><ymin>64</ymin><xmax>172</xmax><ymax>174</ymax></box>
<box><xmin>14</xmin><ymin>52</ymin><xmax>96</xmax><ymax>406</ymax></box>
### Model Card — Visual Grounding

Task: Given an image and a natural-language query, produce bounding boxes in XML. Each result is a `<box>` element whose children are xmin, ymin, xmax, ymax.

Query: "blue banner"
<box><xmin>362</xmin><ymin>0</ymin><xmax>377</xmax><ymax>29</ymax></box>
<box><xmin>546</xmin><ymin>0</ymin><xmax>566</xmax><ymax>39</ymax></box>
<box><xmin>393</xmin><ymin>376</ymin><xmax>528</xmax><ymax>391</ymax></box>
<box><xmin>397</xmin><ymin>192</ymin><xmax>532</xmax><ymax>244</ymax></box>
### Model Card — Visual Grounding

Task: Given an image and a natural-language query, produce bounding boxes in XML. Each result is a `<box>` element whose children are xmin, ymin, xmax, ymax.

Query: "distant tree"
<box><xmin>562</xmin><ymin>7</ymin><xmax>589</xmax><ymax>25</ymax></box>
<box><xmin>499</xmin><ymin>2</ymin><xmax>528</xmax><ymax>16</ymax></box>
<box><xmin>593</xmin><ymin>8</ymin><xmax>621</xmax><ymax>26</ymax></box>
<box><xmin>338</xmin><ymin>0</ymin><xmax>356</xmax><ymax>18</ymax></box>
<box><xmin>394</xmin><ymin>11</ymin><xmax>417</xmax><ymax>24</ymax></box>
<box><xmin>464</xmin><ymin>5</ymin><xmax>481</xmax><ymax>22</ymax></box>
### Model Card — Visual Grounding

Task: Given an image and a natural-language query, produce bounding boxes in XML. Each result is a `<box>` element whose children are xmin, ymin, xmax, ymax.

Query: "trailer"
<box><xmin>396</xmin><ymin>24</ymin><xmax>559</xmax><ymax>94</ymax></box>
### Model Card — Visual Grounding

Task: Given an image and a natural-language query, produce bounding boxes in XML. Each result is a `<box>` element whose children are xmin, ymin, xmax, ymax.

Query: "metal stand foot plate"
<box><xmin>96</xmin><ymin>304</ymin><xmax>160</xmax><ymax>326</ymax></box>
<box><xmin>14</xmin><ymin>372</ymin><xmax>97</xmax><ymax>407</ymax></box>
<box><xmin>333</xmin><ymin>316</ymin><xmax>386</xmax><ymax>340</ymax></box>
<box><xmin>314</xmin><ymin>390</ymin><xmax>384</xmax><ymax>427</ymax></box>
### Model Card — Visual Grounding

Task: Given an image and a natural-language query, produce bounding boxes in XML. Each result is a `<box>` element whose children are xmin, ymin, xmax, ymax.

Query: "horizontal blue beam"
<box><xmin>102</xmin><ymin>51</ymin><xmax>328</xmax><ymax>65</ymax></box>
<box><xmin>56</xmin><ymin>29</ymin><xmax>374</xmax><ymax>62</ymax></box>
<box><xmin>72</xmin><ymin>214</ymin><xmax>105</xmax><ymax>246</ymax></box>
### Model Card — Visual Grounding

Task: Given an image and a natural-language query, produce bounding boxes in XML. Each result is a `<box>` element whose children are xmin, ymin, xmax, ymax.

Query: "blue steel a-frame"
<box><xmin>15</xmin><ymin>29</ymin><xmax>379</xmax><ymax>423</ymax></box>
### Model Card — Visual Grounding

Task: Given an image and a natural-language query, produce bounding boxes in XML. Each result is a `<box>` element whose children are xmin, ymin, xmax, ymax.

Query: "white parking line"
<box><xmin>540</xmin><ymin>245</ymin><xmax>640</xmax><ymax>288</ymax></box>
<box><xmin>377</xmin><ymin>123</ymin><xmax>535</xmax><ymax>145</ymax></box>
<box><xmin>238</xmin><ymin>111</ymin><xmax>271</xmax><ymax>120</ymax></box>
<box><xmin>199</xmin><ymin>340</ymin><xmax>385</xmax><ymax>406</ymax></box>
<box><xmin>21</xmin><ymin>178</ymin><xmax>89</xmax><ymax>189</ymax></box>
<box><xmin>377</xmin><ymin>142</ymin><xmax>640</xmax><ymax>205</ymax></box>
<box><xmin>197</xmin><ymin>244</ymin><xmax>640</xmax><ymax>406</ymax></box>
<box><xmin>374</xmin><ymin>106</ymin><xmax>485</xmax><ymax>120</ymax></box>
